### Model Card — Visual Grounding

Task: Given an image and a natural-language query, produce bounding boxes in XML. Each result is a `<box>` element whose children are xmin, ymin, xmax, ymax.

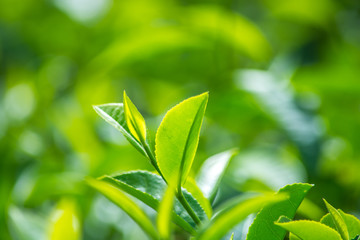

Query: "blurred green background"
<box><xmin>1</xmin><ymin>0</ymin><xmax>360</xmax><ymax>239</ymax></box>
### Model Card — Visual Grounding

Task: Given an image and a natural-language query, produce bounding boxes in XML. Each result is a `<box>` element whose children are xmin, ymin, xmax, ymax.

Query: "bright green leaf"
<box><xmin>246</xmin><ymin>183</ymin><xmax>313</xmax><ymax>240</ymax></box>
<box><xmin>196</xmin><ymin>149</ymin><xmax>237</xmax><ymax>202</ymax></box>
<box><xmin>155</xmin><ymin>92</ymin><xmax>208</xmax><ymax>188</ymax></box>
<box><xmin>184</xmin><ymin>178</ymin><xmax>212</xmax><ymax>218</ymax></box>
<box><xmin>276</xmin><ymin>216</ymin><xmax>342</xmax><ymax>240</ymax></box>
<box><xmin>123</xmin><ymin>91</ymin><xmax>147</xmax><ymax>144</ymax></box>
<box><xmin>290</xmin><ymin>233</ymin><xmax>302</xmax><ymax>240</ymax></box>
<box><xmin>196</xmin><ymin>193</ymin><xmax>287</xmax><ymax>240</ymax></box>
<box><xmin>101</xmin><ymin>170</ymin><xmax>208</xmax><ymax>234</ymax></box>
<box><xmin>323</xmin><ymin>199</ymin><xmax>349</xmax><ymax>240</ymax></box>
<box><xmin>157</xmin><ymin>185</ymin><xmax>175</xmax><ymax>240</ymax></box>
<box><xmin>229</xmin><ymin>233</ymin><xmax>235</xmax><ymax>240</ymax></box>
<box><xmin>321</xmin><ymin>210</ymin><xmax>360</xmax><ymax>239</ymax></box>
<box><xmin>86</xmin><ymin>177</ymin><xmax>159</xmax><ymax>240</ymax></box>
<box><xmin>93</xmin><ymin>103</ymin><xmax>147</xmax><ymax>156</ymax></box>
<box><xmin>48</xmin><ymin>199</ymin><xmax>81</xmax><ymax>240</ymax></box>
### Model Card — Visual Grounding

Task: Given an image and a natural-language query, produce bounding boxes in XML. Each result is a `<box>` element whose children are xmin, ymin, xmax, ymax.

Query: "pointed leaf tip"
<box><xmin>123</xmin><ymin>91</ymin><xmax>147</xmax><ymax>144</ymax></box>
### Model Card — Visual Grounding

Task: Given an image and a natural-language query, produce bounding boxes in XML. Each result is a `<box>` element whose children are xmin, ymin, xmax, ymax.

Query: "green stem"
<box><xmin>142</xmin><ymin>140</ymin><xmax>200</xmax><ymax>225</ymax></box>
<box><xmin>142</xmin><ymin>142</ymin><xmax>167</xmax><ymax>184</ymax></box>
<box><xmin>177</xmin><ymin>190</ymin><xmax>201</xmax><ymax>226</ymax></box>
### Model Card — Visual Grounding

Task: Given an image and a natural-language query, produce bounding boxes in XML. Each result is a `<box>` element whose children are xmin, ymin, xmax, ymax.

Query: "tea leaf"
<box><xmin>48</xmin><ymin>199</ymin><xmax>81</xmax><ymax>240</ymax></box>
<box><xmin>323</xmin><ymin>199</ymin><xmax>349</xmax><ymax>240</ymax></box>
<box><xmin>196</xmin><ymin>193</ymin><xmax>287</xmax><ymax>240</ymax></box>
<box><xmin>246</xmin><ymin>183</ymin><xmax>313</xmax><ymax>240</ymax></box>
<box><xmin>196</xmin><ymin>149</ymin><xmax>237</xmax><ymax>202</ymax></box>
<box><xmin>93</xmin><ymin>103</ymin><xmax>147</xmax><ymax>156</ymax></box>
<box><xmin>157</xmin><ymin>185</ymin><xmax>175</xmax><ymax>240</ymax></box>
<box><xmin>155</xmin><ymin>92</ymin><xmax>208</xmax><ymax>188</ymax></box>
<box><xmin>276</xmin><ymin>216</ymin><xmax>342</xmax><ymax>240</ymax></box>
<box><xmin>123</xmin><ymin>91</ymin><xmax>147</xmax><ymax>144</ymax></box>
<box><xmin>184</xmin><ymin>178</ymin><xmax>212</xmax><ymax>218</ymax></box>
<box><xmin>86</xmin><ymin>177</ymin><xmax>159</xmax><ymax>240</ymax></box>
<box><xmin>101</xmin><ymin>170</ymin><xmax>209</xmax><ymax>234</ymax></box>
<box><xmin>321</xmin><ymin>209</ymin><xmax>360</xmax><ymax>239</ymax></box>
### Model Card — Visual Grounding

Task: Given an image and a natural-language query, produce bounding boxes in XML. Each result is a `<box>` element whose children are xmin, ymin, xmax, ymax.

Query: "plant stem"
<box><xmin>143</xmin><ymin>142</ymin><xmax>167</xmax><ymax>183</ymax></box>
<box><xmin>177</xmin><ymin>190</ymin><xmax>201</xmax><ymax>225</ymax></box>
<box><xmin>142</xmin><ymin>141</ymin><xmax>200</xmax><ymax>225</ymax></box>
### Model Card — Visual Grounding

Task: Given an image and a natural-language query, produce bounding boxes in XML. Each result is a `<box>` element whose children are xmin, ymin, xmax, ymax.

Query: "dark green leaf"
<box><xmin>102</xmin><ymin>170</ymin><xmax>208</xmax><ymax>234</ymax></box>
<box><xmin>86</xmin><ymin>177</ymin><xmax>159</xmax><ymax>240</ymax></box>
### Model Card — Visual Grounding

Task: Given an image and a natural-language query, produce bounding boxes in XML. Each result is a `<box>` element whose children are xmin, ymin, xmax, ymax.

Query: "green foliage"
<box><xmin>123</xmin><ymin>91</ymin><xmax>148</xmax><ymax>145</ymax></box>
<box><xmin>276</xmin><ymin>200</ymin><xmax>360</xmax><ymax>240</ymax></box>
<box><xmin>101</xmin><ymin>171</ymin><xmax>205</xmax><ymax>232</ymax></box>
<box><xmin>246</xmin><ymin>183</ymin><xmax>313</xmax><ymax>240</ymax></box>
<box><xmin>89</xmin><ymin>93</ymin><xmax>360</xmax><ymax>240</ymax></box>
<box><xmin>155</xmin><ymin>92</ymin><xmax>208</xmax><ymax>188</ymax></box>
<box><xmin>195</xmin><ymin>193</ymin><xmax>288</xmax><ymax>240</ymax></box>
<box><xmin>196</xmin><ymin>149</ymin><xmax>237</xmax><ymax>203</ymax></box>
<box><xmin>276</xmin><ymin>216</ymin><xmax>342</xmax><ymax>240</ymax></box>
<box><xmin>323</xmin><ymin>199</ymin><xmax>350</xmax><ymax>240</ymax></box>
<box><xmin>86</xmin><ymin>177</ymin><xmax>159</xmax><ymax>240</ymax></box>
<box><xmin>93</xmin><ymin>103</ymin><xmax>148</xmax><ymax>157</ymax></box>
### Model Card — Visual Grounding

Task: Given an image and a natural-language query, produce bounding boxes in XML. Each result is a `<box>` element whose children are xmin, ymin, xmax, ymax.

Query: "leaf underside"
<box><xmin>86</xmin><ymin>177</ymin><xmax>159</xmax><ymax>240</ymax></box>
<box><xmin>101</xmin><ymin>170</ymin><xmax>208</xmax><ymax>234</ymax></box>
<box><xmin>93</xmin><ymin>103</ymin><xmax>147</xmax><ymax>156</ymax></box>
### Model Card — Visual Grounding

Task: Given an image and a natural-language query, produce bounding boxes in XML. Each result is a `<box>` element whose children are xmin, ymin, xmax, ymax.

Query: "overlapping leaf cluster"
<box><xmin>89</xmin><ymin>92</ymin><xmax>336</xmax><ymax>240</ymax></box>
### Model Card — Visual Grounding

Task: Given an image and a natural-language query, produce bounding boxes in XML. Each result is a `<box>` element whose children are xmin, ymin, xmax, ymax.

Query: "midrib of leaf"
<box><xmin>177</xmin><ymin>99</ymin><xmax>207</xmax><ymax>189</ymax></box>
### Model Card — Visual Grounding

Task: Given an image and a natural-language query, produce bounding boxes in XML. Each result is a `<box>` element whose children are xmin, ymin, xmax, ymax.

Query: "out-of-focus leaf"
<box><xmin>93</xmin><ymin>103</ymin><xmax>147</xmax><ymax>156</ymax></box>
<box><xmin>123</xmin><ymin>91</ymin><xmax>147</xmax><ymax>144</ymax></box>
<box><xmin>157</xmin><ymin>185</ymin><xmax>175</xmax><ymax>240</ymax></box>
<box><xmin>184</xmin><ymin>178</ymin><xmax>212</xmax><ymax>218</ymax></box>
<box><xmin>321</xmin><ymin>210</ymin><xmax>360</xmax><ymax>239</ymax></box>
<box><xmin>196</xmin><ymin>193</ymin><xmax>287</xmax><ymax>240</ymax></box>
<box><xmin>8</xmin><ymin>206</ymin><xmax>46</xmax><ymax>240</ymax></box>
<box><xmin>297</xmin><ymin>198</ymin><xmax>325</xmax><ymax>220</ymax></box>
<box><xmin>323</xmin><ymin>199</ymin><xmax>349</xmax><ymax>240</ymax></box>
<box><xmin>290</xmin><ymin>233</ymin><xmax>302</xmax><ymax>240</ymax></box>
<box><xmin>246</xmin><ymin>183</ymin><xmax>313</xmax><ymax>240</ymax></box>
<box><xmin>261</xmin><ymin>0</ymin><xmax>336</xmax><ymax>27</ymax></box>
<box><xmin>86</xmin><ymin>177</ymin><xmax>159</xmax><ymax>240</ymax></box>
<box><xmin>155</xmin><ymin>92</ymin><xmax>208</xmax><ymax>188</ymax></box>
<box><xmin>229</xmin><ymin>233</ymin><xmax>234</xmax><ymax>240</ymax></box>
<box><xmin>196</xmin><ymin>149</ymin><xmax>237</xmax><ymax>202</ymax></box>
<box><xmin>101</xmin><ymin>170</ymin><xmax>208</xmax><ymax>233</ymax></box>
<box><xmin>276</xmin><ymin>216</ymin><xmax>342</xmax><ymax>240</ymax></box>
<box><xmin>186</xmin><ymin>6</ymin><xmax>272</xmax><ymax>61</ymax></box>
<box><xmin>47</xmin><ymin>199</ymin><xmax>81</xmax><ymax>240</ymax></box>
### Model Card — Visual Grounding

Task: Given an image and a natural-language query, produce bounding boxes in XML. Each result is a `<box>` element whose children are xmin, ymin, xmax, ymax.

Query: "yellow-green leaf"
<box><xmin>155</xmin><ymin>92</ymin><xmax>208</xmax><ymax>188</ymax></box>
<box><xmin>157</xmin><ymin>185</ymin><xmax>175</xmax><ymax>240</ymax></box>
<box><xmin>184</xmin><ymin>178</ymin><xmax>212</xmax><ymax>218</ymax></box>
<box><xmin>47</xmin><ymin>199</ymin><xmax>81</xmax><ymax>240</ymax></box>
<box><xmin>123</xmin><ymin>91</ymin><xmax>147</xmax><ymax>144</ymax></box>
<box><xmin>323</xmin><ymin>199</ymin><xmax>349</xmax><ymax>240</ymax></box>
<box><xmin>196</xmin><ymin>193</ymin><xmax>287</xmax><ymax>240</ymax></box>
<box><xmin>86</xmin><ymin>177</ymin><xmax>159</xmax><ymax>240</ymax></box>
<box><xmin>276</xmin><ymin>216</ymin><xmax>342</xmax><ymax>240</ymax></box>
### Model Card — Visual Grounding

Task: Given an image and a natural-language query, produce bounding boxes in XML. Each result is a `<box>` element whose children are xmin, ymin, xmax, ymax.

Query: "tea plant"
<box><xmin>89</xmin><ymin>92</ymin><xmax>360</xmax><ymax>240</ymax></box>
